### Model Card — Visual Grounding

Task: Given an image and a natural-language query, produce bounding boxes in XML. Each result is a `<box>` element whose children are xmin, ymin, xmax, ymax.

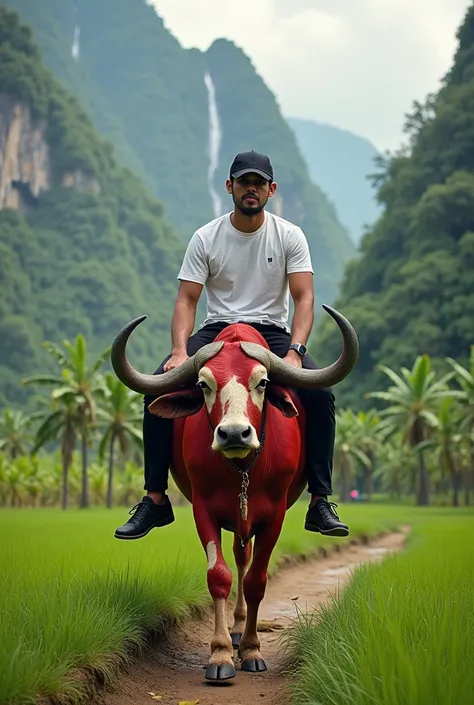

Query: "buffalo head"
<box><xmin>110</xmin><ymin>306</ymin><xmax>359</xmax><ymax>459</ymax></box>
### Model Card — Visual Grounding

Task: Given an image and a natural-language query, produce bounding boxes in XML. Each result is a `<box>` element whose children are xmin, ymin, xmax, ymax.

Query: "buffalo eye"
<box><xmin>197</xmin><ymin>380</ymin><xmax>211</xmax><ymax>393</ymax></box>
<box><xmin>256</xmin><ymin>378</ymin><xmax>269</xmax><ymax>391</ymax></box>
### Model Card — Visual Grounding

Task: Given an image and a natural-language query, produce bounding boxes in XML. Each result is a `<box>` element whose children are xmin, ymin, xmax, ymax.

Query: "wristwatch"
<box><xmin>289</xmin><ymin>343</ymin><xmax>307</xmax><ymax>357</ymax></box>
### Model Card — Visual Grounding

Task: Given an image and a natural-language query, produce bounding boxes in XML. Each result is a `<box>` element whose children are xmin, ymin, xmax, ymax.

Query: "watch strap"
<box><xmin>289</xmin><ymin>343</ymin><xmax>307</xmax><ymax>356</ymax></box>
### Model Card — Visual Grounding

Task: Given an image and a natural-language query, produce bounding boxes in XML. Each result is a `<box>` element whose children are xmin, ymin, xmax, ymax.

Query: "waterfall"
<box><xmin>72</xmin><ymin>1</ymin><xmax>80</xmax><ymax>60</ymax></box>
<box><xmin>72</xmin><ymin>24</ymin><xmax>80</xmax><ymax>59</ymax></box>
<box><xmin>204</xmin><ymin>72</ymin><xmax>222</xmax><ymax>218</ymax></box>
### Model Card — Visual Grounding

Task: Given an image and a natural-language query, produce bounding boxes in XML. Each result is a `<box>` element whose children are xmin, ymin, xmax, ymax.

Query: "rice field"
<box><xmin>287</xmin><ymin>508</ymin><xmax>474</xmax><ymax>705</ymax></box>
<box><xmin>0</xmin><ymin>501</ymin><xmax>405</xmax><ymax>705</ymax></box>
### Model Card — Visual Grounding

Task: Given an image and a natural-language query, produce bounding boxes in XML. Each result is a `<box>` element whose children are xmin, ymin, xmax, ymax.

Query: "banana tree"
<box><xmin>354</xmin><ymin>409</ymin><xmax>381</xmax><ymax>501</ymax></box>
<box><xmin>414</xmin><ymin>398</ymin><xmax>464</xmax><ymax>506</ymax></box>
<box><xmin>374</xmin><ymin>440</ymin><xmax>415</xmax><ymax>500</ymax></box>
<box><xmin>446</xmin><ymin>347</ymin><xmax>474</xmax><ymax>502</ymax></box>
<box><xmin>334</xmin><ymin>409</ymin><xmax>371</xmax><ymax>502</ymax></box>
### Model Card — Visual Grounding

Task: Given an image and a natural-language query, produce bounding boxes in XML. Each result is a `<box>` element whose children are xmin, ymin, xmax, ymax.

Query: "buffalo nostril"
<box><xmin>241</xmin><ymin>426</ymin><xmax>252</xmax><ymax>439</ymax></box>
<box><xmin>217</xmin><ymin>427</ymin><xmax>228</xmax><ymax>441</ymax></box>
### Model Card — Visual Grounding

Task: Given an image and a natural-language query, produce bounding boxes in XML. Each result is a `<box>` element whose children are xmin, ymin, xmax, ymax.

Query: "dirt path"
<box><xmin>101</xmin><ymin>532</ymin><xmax>406</xmax><ymax>705</ymax></box>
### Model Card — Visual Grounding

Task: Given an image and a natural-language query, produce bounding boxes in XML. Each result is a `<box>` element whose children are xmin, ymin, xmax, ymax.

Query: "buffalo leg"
<box><xmin>230</xmin><ymin>535</ymin><xmax>252</xmax><ymax>648</ymax></box>
<box><xmin>239</xmin><ymin>511</ymin><xmax>285</xmax><ymax>671</ymax></box>
<box><xmin>193</xmin><ymin>500</ymin><xmax>235</xmax><ymax>681</ymax></box>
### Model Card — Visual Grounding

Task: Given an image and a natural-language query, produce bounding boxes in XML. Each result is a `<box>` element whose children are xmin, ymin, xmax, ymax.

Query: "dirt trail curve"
<box><xmin>101</xmin><ymin>531</ymin><xmax>406</xmax><ymax>705</ymax></box>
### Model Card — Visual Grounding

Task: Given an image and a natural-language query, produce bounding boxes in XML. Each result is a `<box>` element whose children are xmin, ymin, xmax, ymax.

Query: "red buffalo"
<box><xmin>111</xmin><ymin>305</ymin><xmax>358</xmax><ymax>681</ymax></box>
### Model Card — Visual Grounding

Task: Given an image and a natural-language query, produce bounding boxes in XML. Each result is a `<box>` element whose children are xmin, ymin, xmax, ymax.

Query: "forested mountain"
<box><xmin>288</xmin><ymin>117</ymin><xmax>381</xmax><ymax>244</ymax></box>
<box><xmin>206</xmin><ymin>40</ymin><xmax>353</xmax><ymax>305</ymax></box>
<box><xmin>2</xmin><ymin>0</ymin><xmax>150</xmax><ymax>185</ymax></box>
<box><xmin>3</xmin><ymin>0</ymin><xmax>354</xmax><ymax>307</ymax></box>
<box><xmin>75</xmin><ymin>0</ymin><xmax>212</xmax><ymax>237</ymax></box>
<box><xmin>313</xmin><ymin>3</ymin><xmax>474</xmax><ymax>408</ymax></box>
<box><xmin>0</xmin><ymin>7</ymin><xmax>184</xmax><ymax>407</ymax></box>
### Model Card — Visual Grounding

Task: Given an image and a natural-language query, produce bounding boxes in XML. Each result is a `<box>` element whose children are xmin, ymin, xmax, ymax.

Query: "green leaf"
<box><xmin>22</xmin><ymin>375</ymin><xmax>65</xmax><ymax>387</ymax></box>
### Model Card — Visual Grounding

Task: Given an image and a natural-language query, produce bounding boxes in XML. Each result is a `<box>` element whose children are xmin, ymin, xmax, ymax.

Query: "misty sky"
<box><xmin>151</xmin><ymin>0</ymin><xmax>471</xmax><ymax>152</ymax></box>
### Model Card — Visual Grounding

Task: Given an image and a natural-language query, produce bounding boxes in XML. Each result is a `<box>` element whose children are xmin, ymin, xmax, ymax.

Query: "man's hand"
<box><xmin>283</xmin><ymin>350</ymin><xmax>303</xmax><ymax>368</ymax></box>
<box><xmin>164</xmin><ymin>351</ymin><xmax>189</xmax><ymax>372</ymax></box>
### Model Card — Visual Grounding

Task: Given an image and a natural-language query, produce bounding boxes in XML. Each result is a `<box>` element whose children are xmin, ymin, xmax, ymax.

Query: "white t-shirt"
<box><xmin>177</xmin><ymin>211</ymin><xmax>314</xmax><ymax>332</ymax></box>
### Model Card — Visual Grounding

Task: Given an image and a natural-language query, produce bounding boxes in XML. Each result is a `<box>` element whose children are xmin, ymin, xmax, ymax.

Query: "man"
<box><xmin>115</xmin><ymin>150</ymin><xmax>349</xmax><ymax>540</ymax></box>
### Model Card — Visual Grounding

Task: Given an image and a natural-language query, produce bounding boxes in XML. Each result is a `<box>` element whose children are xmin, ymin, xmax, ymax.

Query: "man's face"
<box><xmin>226</xmin><ymin>173</ymin><xmax>276</xmax><ymax>216</ymax></box>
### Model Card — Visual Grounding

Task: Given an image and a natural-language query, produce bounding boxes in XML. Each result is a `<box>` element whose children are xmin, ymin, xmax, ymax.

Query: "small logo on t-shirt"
<box><xmin>267</xmin><ymin>257</ymin><xmax>273</xmax><ymax>263</ymax></box>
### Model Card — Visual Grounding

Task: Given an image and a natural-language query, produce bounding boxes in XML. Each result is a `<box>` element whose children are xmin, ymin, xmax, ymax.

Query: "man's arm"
<box><xmin>164</xmin><ymin>280</ymin><xmax>203</xmax><ymax>371</ymax></box>
<box><xmin>165</xmin><ymin>231</ymin><xmax>208</xmax><ymax>371</ymax></box>
<box><xmin>286</xmin><ymin>271</ymin><xmax>315</xmax><ymax>366</ymax></box>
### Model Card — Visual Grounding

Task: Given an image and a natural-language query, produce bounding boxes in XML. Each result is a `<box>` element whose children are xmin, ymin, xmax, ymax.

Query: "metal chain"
<box><xmin>206</xmin><ymin>402</ymin><xmax>267</xmax><ymax>547</ymax></box>
<box><xmin>238</xmin><ymin>470</ymin><xmax>250</xmax><ymax>521</ymax></box>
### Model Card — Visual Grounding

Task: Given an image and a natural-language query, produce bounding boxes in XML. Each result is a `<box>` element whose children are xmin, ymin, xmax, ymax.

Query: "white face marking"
<box><xmin>219</xmin><ymin>375</ymin><xmax>250</xmax><ymax>426</ymax></box>
<box><xmin>248</xmin><ymin>365</ymin><xmax>269</xmax><ymax>412</ymax></box>
<box><xmin>210</xmin><ymin>365</ymin><xmax>268</xmax><ymax>454</ymax></box>
<box><xmin>206</xmin><ymin>540</ymin><xmax>217</xmax><ymax>570</ymax></box>
<box><xmin>197</xmin><ymin>366</ymin><xmax>217</xmax><ymax>412</ymax></box>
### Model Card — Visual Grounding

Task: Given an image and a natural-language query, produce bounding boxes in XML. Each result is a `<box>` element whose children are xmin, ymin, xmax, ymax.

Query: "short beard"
<box><xmin>233</xmin><ymin>192</ymin><xmax>268</xmax><ymax>217</ymax></box>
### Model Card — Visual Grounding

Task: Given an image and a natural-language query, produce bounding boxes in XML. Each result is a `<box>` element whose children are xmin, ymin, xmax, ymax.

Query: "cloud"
<box><xmin>151</xmin><ymin>0</ymin><xmax>471</xmax><ymax>150</ymax></box>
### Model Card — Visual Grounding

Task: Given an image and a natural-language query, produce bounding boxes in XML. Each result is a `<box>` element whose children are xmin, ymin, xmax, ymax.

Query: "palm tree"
<box><xmin>23</xmin><ymin>333</ymin><xmax>110</xmax><ymax>508</ymax></box>
<box><xmin>96</xmin><ymin>372</ymin><xmax>143</xmax><ymax>508</ymax></box>
<box><xmin>31</xmin><ymin>398</ymin><xmax>78</xmax><ymax>509</ymax></box>
<box><xmin>334</xmin><ymin>409</ymin><xmax>371</xmax><ymax>502</ymax></box>
<box><xmin>366</xmin><ymin>354</ymin><xmax>457</xmax><ymax>505</ymax></box>
<box><xmin>0</xmin><ymin>409</ymin><xmax>32</xmax><ymax>459</ymax></box>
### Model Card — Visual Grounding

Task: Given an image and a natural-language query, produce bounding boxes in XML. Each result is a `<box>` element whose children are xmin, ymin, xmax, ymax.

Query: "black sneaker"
<box><xmin>304</xmin><ymin>498</ymin><xmax>349</xmax><ymax>537</ymax></box>
<box><xmin>114</xmin><ymin>496</ymin><xmax>175</xmax><ymax>540</ymax></box>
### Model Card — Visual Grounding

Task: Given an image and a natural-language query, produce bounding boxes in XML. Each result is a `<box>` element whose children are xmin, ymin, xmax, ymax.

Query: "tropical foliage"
<box><xmin>22</xmin><ymin>334</ymin><xmax>110</xmax><ymax>508</ymax></box>
<box><xmin>334</xmin><ymin>354</ymin><xmax>473</xmax><ymax>507</ymax></box>
<box><xmin>313</xmin><ymin>3</ymin><xmax>474</xmax><ymax>405</ymax></box>
<box><xmin>0</xmin><ymin>339</ymin><xmax>184</xmax><ymax>510</ymax></box>
<box><xmin>0</xmin><ymin>328</ymin><xmax>472</xmax><ymax>509</ymax></box>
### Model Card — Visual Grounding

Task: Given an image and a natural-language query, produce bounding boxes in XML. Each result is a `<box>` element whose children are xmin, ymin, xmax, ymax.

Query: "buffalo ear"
<box><xmin>266</xmin><ymin>385</ymin><xmax>298</xmax><ymax>418</ymax></box>
<box><xmin>147</xmin><ymin>387</ymin><xmax>204</xmax><ymax>418</ymax></box>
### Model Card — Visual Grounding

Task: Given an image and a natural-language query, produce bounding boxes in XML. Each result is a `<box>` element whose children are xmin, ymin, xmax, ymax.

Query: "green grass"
<box><xmin>0</xmin><ymin>501</ymin><xmax>405</xmax><ymax>704</ymax></box>
<box><xmin>286</xmin><ymin>508</ymin><xmax>474</xmax><ymax>705</ymax></box>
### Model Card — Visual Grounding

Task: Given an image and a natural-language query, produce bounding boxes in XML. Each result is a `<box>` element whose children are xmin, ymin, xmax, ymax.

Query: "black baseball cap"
<box><xmin>230</xmin><ymin>150</ymin><xmax>274</xmax><ymax>182</ymax></box>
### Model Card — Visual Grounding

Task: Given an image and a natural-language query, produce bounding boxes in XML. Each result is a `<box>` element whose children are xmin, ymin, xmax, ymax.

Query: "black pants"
<box><xmin>143</xmin><ymin>323</ymin><xmax>335</xmax><ymax>497</ymax></box>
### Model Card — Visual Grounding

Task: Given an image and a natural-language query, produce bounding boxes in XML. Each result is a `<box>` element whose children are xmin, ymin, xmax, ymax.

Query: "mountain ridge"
<box><xmin>288</xmin><ymin>116</ymin><xmax>381</xmax><ymax>244</ymax></box>
<box><xmin>2</xmin><ymin>0</ymin><xmax>354</xmax><ymax>309</ymax></box>
<box><xmin>0</xmin><ymin>6</ymin><xmax>185</xmax><ymax>406</ymax></box>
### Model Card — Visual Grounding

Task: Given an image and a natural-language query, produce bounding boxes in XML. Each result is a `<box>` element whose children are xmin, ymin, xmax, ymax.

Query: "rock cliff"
<box><xmin>0</xmin><ymin>95</ymin><xmax>50</xmax><ymax>209</ymax></box>
<box><xmin>0</xmin><ymin>93</ymin><xmax>100</xmax><ymax>211</ymax></box>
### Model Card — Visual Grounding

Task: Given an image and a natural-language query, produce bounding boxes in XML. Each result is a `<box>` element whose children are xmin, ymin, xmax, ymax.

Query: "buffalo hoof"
<box><xmin>205</xmin><ymin>663</ymin><xmax>236</xmax><ymax>681</ymax></box>
<box><xmin>241</xmin><ymin>658</ymin><xmax>267</xmax><ymax>672</ymax></box>
<box><xmin>230</xmin><ymin>632</ymin><xmax>242</xmax><ymax>649</ymax></box>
